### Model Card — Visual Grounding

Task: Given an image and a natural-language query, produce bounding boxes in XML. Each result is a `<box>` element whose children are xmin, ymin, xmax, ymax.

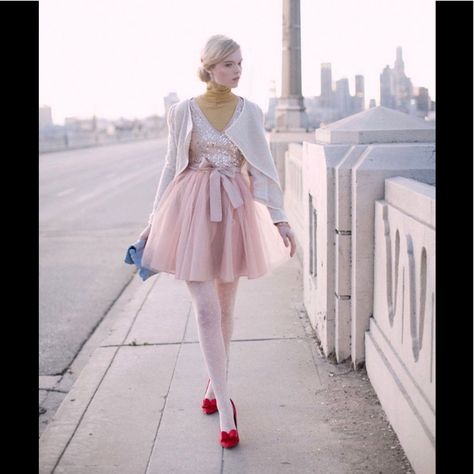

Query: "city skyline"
<box><xmin>39</xmin><ymin>0</ymin><xmax>436</xmax><ymax>124</ymax></box>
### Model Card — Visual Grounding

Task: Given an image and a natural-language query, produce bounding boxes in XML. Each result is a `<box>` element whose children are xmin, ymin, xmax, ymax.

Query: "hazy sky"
<box><xmin>39</xmin><ymin>0</ymin><xmax>436</xmax><ymax>125</ymax></box>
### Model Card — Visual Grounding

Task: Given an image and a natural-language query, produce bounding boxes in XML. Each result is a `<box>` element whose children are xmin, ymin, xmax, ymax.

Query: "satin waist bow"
<box><xmin>188</xmin><ymin>163</ymin><xmax>244</xmax><ymax>222</ymax></box>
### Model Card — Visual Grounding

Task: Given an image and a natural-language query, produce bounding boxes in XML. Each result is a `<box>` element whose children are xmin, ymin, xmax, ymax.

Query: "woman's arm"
<box><xmin>248</xmin><ymin>104</ymin><xmax>290</xmax><ymax>224</ymax></box>
<box><xmin>138</xmin><ymin>104</ymin><xmax>178</xmax><ymax>240</ymax></box>
<box><xmin>148</xmin><ymin>103</ymin><xmax>178</xmax><ymax>221</ymax></box>
<box><xmin>246</xmin><ymin>162</ymin><xmax>288</xmax><ymax>224</ymax></box>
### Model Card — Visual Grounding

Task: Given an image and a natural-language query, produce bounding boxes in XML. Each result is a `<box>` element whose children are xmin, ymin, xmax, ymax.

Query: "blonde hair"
<box><xmin>197</xmin><ymin>34</ymin><xmax>240</xmax><ymax>83</ymax></box>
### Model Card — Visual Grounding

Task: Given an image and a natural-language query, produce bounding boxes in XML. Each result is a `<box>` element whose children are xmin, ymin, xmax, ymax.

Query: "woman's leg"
<box><xmin>205</xmin><ymin>277</ymin><xmax>240</xmax><ymax>400</ymax></box>
<box><xmin>186</xmin><ymin>279</ymin><xmax>237</xmax><ymax>432</ymax></box>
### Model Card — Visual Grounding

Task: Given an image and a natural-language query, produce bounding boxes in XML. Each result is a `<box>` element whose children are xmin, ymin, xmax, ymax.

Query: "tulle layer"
<box><xmin>141</xmin><ymin>167</ymin><xmax>291</xmax><ymax>282</ymax></box>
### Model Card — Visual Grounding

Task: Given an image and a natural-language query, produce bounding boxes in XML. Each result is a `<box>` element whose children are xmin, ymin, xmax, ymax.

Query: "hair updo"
<box><xmin>197</xmin><ymin>34</ymin><xmax>240</xmax><ymax>83</ymax></box>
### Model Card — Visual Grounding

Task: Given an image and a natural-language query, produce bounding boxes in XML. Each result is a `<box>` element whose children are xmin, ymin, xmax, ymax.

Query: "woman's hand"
<box><xmin>275</xmin><ymin>222</ymin><xmax>297</xmax><ymax>257</ymax></box>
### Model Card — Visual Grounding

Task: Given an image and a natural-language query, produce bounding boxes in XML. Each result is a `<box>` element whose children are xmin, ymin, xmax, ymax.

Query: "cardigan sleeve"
<box><xmin>146</xmin><ymin>103</ymin><xmax>178</xmax><ymax>225</ymax></box>
<box><xmin>267</xmin><ymin>207</ymin><xmax>289</xmax><ymax>224</ymax></box>
<box><xmin>251</xmin><ymin>104</ymin><xmax>289</xmax><ymax>225</ymax></box>
<box><xmin>247</xmin><ymin>162</ymin><xmax>288</xmax><ymax>224</ymax></box>
<box><xmin>246</xmin><ymin>160</ymin><xmax>289</xmax><ymax>225</ymax></box>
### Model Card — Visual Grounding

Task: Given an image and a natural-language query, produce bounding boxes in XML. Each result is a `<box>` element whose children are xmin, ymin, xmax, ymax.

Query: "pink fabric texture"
<box><xmin>141</xmin><ymin>164</ymin><xmax>290</xmax><ymax>282</ymax></box>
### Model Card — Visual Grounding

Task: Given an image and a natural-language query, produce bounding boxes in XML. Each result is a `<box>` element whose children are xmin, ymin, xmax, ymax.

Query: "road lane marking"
<box><xmin>73</xmin><ymin>166</ymin><xmax>157</xmax><ymax>204</ymax></box>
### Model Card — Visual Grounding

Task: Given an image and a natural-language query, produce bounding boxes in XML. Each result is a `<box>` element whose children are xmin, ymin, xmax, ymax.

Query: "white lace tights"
<box><xmin>185</xmin><ymin>277</ymin><xmax>240</xmax><ymax>432</ymax></box>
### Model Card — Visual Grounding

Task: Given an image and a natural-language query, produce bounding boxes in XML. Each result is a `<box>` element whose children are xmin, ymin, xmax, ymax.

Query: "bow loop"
<box><xmin>209</xmin><ymin>167</ymin><xmax>244</xmax><ymax>222</ymax></box>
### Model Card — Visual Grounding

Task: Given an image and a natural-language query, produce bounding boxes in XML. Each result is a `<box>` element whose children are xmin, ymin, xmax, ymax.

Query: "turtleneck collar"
<box><xmin>202</xmin><ymin>79</ymin><xmax>235</xmax><ymax>105</ymax></box>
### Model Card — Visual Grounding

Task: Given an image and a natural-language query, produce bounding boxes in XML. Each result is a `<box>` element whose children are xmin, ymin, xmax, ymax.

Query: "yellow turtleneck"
<box><xmin>195</xmin><ymin>79</ymin><xmax>240</xmax><ymax>132</ymax></box>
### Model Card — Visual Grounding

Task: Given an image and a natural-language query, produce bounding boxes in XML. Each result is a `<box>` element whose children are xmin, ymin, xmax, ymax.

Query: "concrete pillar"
<box><xmin>333</xmin><ymin>146</ymin><xmax>367</xmax><ymax>362</ymax></box>
<box><xmin>301</xmin><ymin>142</ymin><xmax>350</xmax><ymax>358</ymax></box>
<box><xmin>267</xmin><ymin>0</ymin><xmax>314</xmax><ymax>195</ymax></box>
<box><xmin>303</xmin><ymin>106</ymin><xmax>435</xmax><ymax>367</ymax></box>
<box><xmin>274</xmin><ymin>0</ymin><xmax>309</xmax><ymax>132</ymax></box>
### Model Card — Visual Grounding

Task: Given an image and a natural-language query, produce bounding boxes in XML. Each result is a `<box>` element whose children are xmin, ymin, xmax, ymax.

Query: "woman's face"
<box><xmin>209</xmin><ymin>48</ymin><xmax>242</xmax><ymax>88</ymax></box>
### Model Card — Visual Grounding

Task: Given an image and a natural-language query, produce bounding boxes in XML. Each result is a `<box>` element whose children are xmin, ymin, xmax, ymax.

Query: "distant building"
<box><xmin>64</xmin><ymin>116</ymin><xmax>95</xmax><ymax>132</ymax></box>
<box><xmin>141</xmin><ymin>115</ymin><xmax>165</xmax><ymax>136</ymax></box>
<box><xmin>315</xmin><ymin>63</ymin><xmax>366</xmax><ymax>118</ymax></box>
<box><xmin>353</xmin><ymin>74</ymin><xmax>365</xmax><ymax>113</ymax></box>
<box><xmin>264</xmin><ymin>63</ymin><xmax>366</xmax><ymax>130</ymax></box>
<box><xmin>164</xmin><ymin>92</ymin><xmax>179</xmax><ymax>119</ymax></box>
<box><xmin>379</xmin><ymin>46</ymin><xmax>433</xmax><ymax>119</ymax></box>
<box><xmin>265</xmin><ymin>97</ymin><xmax>279</xmax><ymax>131</ymax></box>
<box><xmin>380</xmin><ymin>65</ymin><xmax>395</xmax><ymax>109</ymax></box>
<box><xmin>320</xmin><ymin>62</ymin><xmax>333</xmax><ymax>108</ymax></box>
<box><xmin>335</xmin><ymin>78</ymin><xmax>351</xmax><ymax>116</ymax></box>
<box><xmin>413</xmin><ymin>86</ymin><xmax>430</xmax><ymax>114</ymax></box>
<box><xmin>393</xmin><ymin>46</ymin><xmax>413</xmax><ymax>113</ymax></box>
<box><xmin>39</xmin><ymin>105</ymin><xmax>53</xmax><ymax>129</ymax></box>
<box><xmin>39</xmin><ymin>105</ymin><xmax>68</xmax><ymax>152</ymax></box>
<box><xmin>355</xmin><ymin>74</ymin><xmax>365</xmax><ymax>97</ymax></box>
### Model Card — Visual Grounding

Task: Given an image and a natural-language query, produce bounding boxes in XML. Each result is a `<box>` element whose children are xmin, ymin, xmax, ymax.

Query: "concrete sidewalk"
<box><xmin>39</xmin><ymin>256</ymin><xmax>412</xmax><ymax>474</ymax></box>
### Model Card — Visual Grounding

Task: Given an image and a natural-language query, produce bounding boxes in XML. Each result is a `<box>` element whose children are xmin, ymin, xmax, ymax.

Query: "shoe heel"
<box><xmin>230</xmin><ymin>398</ymin><xmax>237</xmax><ymax>428</ymax></box>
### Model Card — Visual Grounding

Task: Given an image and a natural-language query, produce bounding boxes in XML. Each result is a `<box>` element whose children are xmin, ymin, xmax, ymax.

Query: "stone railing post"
<box><xmin>301</xmin><ymin>106</ymin><xmax>435</xmax><ymax>365</ymax></box>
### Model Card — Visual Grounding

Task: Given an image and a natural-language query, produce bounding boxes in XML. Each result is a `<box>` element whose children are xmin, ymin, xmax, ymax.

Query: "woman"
<box><xmin>136</xmin><ymin>34</ymin><xmax>297</xmax><ymax>449</ymax></box>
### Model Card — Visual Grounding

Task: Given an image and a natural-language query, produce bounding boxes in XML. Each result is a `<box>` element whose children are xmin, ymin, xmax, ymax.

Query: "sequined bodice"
<box><xmin>188</xmin><ymin>98</ymin><xmax>246</xmax><ymax>170</ymax></box>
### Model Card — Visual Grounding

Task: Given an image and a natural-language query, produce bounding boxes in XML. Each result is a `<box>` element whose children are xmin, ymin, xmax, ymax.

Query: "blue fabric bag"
<box><xmin>124</xmin><ymin>239</ymin><xmax>158</xmax><ymax>281</ymax></box>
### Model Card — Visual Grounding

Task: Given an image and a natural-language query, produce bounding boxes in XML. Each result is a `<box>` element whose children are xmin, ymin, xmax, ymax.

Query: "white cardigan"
<box><xmin>147</xmin><ymin>97</ymin><xmax>288</xmax><ymax>224</ymax></box>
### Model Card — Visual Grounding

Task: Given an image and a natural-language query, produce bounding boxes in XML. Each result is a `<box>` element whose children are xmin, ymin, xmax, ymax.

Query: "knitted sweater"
<box><xmin>194</xmin><ymin>80</ymin><xmax>240</xmax><ymax>131</ymax></box>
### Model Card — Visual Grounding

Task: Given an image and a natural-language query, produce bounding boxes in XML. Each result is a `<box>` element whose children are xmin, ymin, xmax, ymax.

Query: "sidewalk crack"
<box><xmin>39</xmin><ymin>388</ymin><xmax>68</xmax><ymax>394</ymax></box>
<box><xmin>100</xmin><ymin>336</ymin><xmax>304</xmax><ymax>348</ymax></box>
<box><xmin>144</xmin><ymin>301</ymin><xmax>193</xmax><ymax>473</ymax></box>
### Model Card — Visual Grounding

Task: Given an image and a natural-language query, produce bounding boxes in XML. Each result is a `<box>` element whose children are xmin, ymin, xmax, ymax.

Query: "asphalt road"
<box><xmin>39</xmin><ymin>138</ymin><xmax>168</xmax><ymax>375</ymax></box>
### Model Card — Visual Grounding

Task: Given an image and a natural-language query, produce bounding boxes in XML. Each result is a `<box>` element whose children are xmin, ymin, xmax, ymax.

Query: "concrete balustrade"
<box><xmin>365</xmin><ymin>176</ymin><xmax>435</xmax><ymax>474</ymax></box>
<box><xmin>350</xmin><ymin>143</ymin><xmax>435</xmax><ymax>366</ymax></box>
<box><xmin>281</xmin><ymin>106</ymin><xmax>437</xmax><ymax>473</ymax></box>
<box><xmin>301</xmin><ymin>141</ymin><xmax>349</xmax><ymax>357</ymax></box>
<box><xmin>292</xmin><ymin>106</ymin><xmax>435</xmax><ymax>366</ymax></box>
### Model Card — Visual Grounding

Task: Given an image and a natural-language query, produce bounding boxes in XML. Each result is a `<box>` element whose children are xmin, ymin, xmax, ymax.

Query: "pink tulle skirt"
<box><xmin>141</xmin><ymin>165</ymin><xmax>291</xmax><ymax>282</ymax></box>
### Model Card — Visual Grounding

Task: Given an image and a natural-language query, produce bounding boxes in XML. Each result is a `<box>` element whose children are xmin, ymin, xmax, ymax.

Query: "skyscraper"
<box><xmin>414</xmin><ymin>87</ymin><xmax>430</xmax><ymax>114</ymax></box>
<box><xmin>393</xmin><ymin>47</ymin><xmax>413</xmax><ymax>113</ymax></box>
<box><xmin>39</xmin><ymin>105</ymin><xmax>53</xmax><ymax>129</ymax></box>
<box><xmin>394</xmin><ymin>46</ymin><xmax>405</xmax><ymax>76</ymax></box>
<box><xmin>353</xmin><ymin>74</ymin><xmax>365</xmax><ymax>113</ymax></box>
<box><xmin>380</xmin><ymin>65</ymin><xmax>395</xmax><ymax>108</ymax></box>
<box><xmin>320</xmin><ymin>63</ymin><xmax>333</xmax><ymax>108</ymax></box>
<box><xmin>380</xmin><ymin>46</ymin><xmax>413</xmax><ymax>114</ymax></box>
<box><xmin>355</xmin><ymin>75</ymin><xmax>365</xmax><ymax>98</ymax></box>
<box><xmin>335</xmin><ymin>78</ymin><xmax>351</xmax><ymax>115</ymax></box>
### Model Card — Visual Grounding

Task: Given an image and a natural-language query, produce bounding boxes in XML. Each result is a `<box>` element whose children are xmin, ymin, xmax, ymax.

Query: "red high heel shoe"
<box><xmin>201</xmin><ymin>378</ymin><xmax>217</xmax><ymax>414</ymax></box>
<box><xmin>220</xmin><ymin>398</ymin><xmax>239</xmax><ymax>449</ymax></box>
